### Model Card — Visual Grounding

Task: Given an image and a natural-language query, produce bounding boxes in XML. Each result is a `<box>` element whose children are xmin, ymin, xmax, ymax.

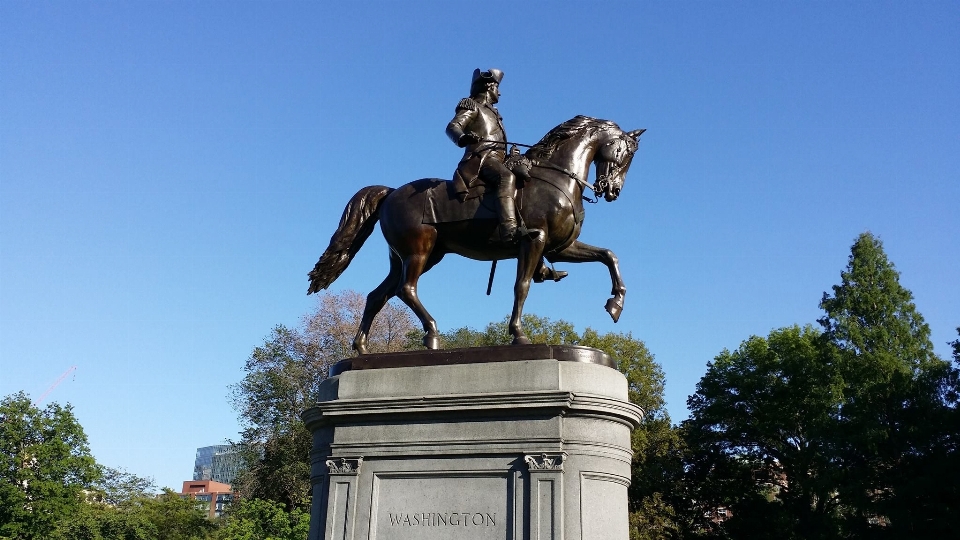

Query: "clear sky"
<box><xmin>2</xmin><ymin>1</ymin><xmax>957</xmax><ymax>492</ymax></box>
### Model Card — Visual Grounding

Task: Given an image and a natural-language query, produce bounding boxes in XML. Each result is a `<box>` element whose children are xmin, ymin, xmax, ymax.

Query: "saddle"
<box><xmin>421</xmin><ymin>180</ymin><xmax>509</xmax><ymax>225</ymax></box>
<box><xmin>424</xmin><ymin>150</ymin><xmax>533</xmax><ymax>226</ymax></box>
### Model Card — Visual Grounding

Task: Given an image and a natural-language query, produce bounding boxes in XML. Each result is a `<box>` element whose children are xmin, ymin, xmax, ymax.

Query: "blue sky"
<box><xmin>2</xmin><ymin>1</ymin><xmax>957</xmax><ymax>491</ymax></box>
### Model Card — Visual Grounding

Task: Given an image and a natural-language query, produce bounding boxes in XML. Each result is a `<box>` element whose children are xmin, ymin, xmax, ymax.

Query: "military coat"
<box><xmin>446</xmin><ymin>97</ymin><xmax>507</xmax><ymax>197</ymax></box>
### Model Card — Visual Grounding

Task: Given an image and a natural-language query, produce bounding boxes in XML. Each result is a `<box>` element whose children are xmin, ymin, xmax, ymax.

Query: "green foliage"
<box><xmin>0</xmin><ymin>391</ymin><xmax>101</xmax><ymax>540</ymax></box>
<box><xmin>215</xmin><ymin>498</ymin><xmax>309</xmax><ymax>540</ymax></box>
<box><xmin>629</xmin><ymin>492</ymin><xmax>681</xmax><ymax>540</ymax></box>
<box><xmin>53</xmin><ymin>501</ymin><xmax>159</xmax><ymax>540</ymax></box>
<box><xmin>818</xmin><ymin>232</ymin><xmax>956</xmax><ymax>536</ymax></box>
<box><xmin>90</xmin><ymin>467</ymin><xmax>157</xmax><ymax>507</ymax></box>
<box><xmin>952</xmin><ymin>327</ymin><xmax>960</xmax><ymax>364</ymax></box>
<box><xmin>684</xmin><ymin>326</ymin><xmax>845</xmax><ymax>539</ymax></box>
<box><xmin>819</xmin><ymin>233</ymin><xmax>936</xmax><ymax>371</ymax></box>
<box><xmin>229</xmin><ymin>324</ymin><xmax>320</xmax><ymax>510</ymax></box>
<box><xmin>49</xmin><ymin>489</ymin><xmax>214</xmax><ymax>540</ymax></box>
<box><xmin>682</xmin><ymin>233</ymin><xmax>959</xmax><ymax>539</ymax></box>
<box><xmin>138</xmin><ymin>490</ymin><xmax>216</xmax><ymax>540</ymax></box>
<box><xmin>0</xmin><ymin>393</ymin><xmax>218</xmax><ymax>540</ymax></box>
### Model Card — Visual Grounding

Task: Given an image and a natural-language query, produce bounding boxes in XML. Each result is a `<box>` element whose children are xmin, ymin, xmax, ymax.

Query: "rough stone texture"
<box><xmin>302</xmin><ymin>351</ymin><xmax>643</xmax><ymax>540</ymax></box>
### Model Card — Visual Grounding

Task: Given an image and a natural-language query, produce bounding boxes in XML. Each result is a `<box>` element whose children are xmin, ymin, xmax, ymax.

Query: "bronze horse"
<box><xmin>308</xmin><ymin>116</ymin><xmax>644</xmax><ymax>353</ymax></box>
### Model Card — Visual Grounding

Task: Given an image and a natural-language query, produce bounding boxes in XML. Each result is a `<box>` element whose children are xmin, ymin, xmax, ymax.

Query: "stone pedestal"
<box><xmin>301</xmin><ymin>345</ymin><xmax>643</xmax><ymax>540</ymax></box>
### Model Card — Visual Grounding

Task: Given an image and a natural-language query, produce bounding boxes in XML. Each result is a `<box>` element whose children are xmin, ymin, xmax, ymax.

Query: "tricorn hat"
<box><xmin>471</xmin><ymin>68</ymin><xmax>504</xmax><ymax>91</ymax></box>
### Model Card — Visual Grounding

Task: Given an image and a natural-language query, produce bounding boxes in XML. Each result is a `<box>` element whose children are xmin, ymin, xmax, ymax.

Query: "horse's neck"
<box><xmin>543</xmin><ymin>138</ymin><xmax>596</xmax><ymax>188</ymax></box>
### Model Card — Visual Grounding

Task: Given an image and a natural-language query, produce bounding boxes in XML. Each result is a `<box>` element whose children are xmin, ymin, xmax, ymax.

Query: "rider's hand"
<box><xmin>458</xmin><ymin>132</ymin><xmax>480</xmax><ymax>147</ymax></box>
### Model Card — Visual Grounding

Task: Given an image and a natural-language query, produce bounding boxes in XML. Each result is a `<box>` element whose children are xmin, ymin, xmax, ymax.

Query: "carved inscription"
<box><xmin>374</xmin><ymin>474</ymin><xmax>508</xmax><ymax>539</ymax></box>
<box><xmin>387</xmin><ymin>512</ymin><xmax>497</xmax><ymax>527</ymax></box>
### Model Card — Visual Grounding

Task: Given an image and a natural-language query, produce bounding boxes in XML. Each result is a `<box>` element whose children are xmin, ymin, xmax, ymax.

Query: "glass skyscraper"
<box><xmin>193</xmin><ymin>445</ymin><xmax>243</xmax><ymax>484</ymax></box>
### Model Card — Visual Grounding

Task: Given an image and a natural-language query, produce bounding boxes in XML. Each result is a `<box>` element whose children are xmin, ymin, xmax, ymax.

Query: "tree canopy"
<box><xmin>1</xmin><ymin>392</ymin><xmax>219</xmax><ymax>540</ymax></box>
<box><xmin>684</xmin><ymin>326</ymin><xmax>845</xmax><ymax>539</ymax></box>
<box><xmin>215</xmin><ymin>497</ymin><xmax>309</xmax><ymax>540</ymax></box>
<box><xmin>1</xmin><ymin>391</ymin><xmax>101</xmax><ymax>539</ymax></box>
<box><xmin>681</xmin><ymin>232</ymin><xmax>959</xmax><ymax>539</ymax></box>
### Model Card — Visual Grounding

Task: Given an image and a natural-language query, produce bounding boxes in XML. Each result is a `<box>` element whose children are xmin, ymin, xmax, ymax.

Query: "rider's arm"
<box><xmin>446</xmin><ymin>98</ymin><xmax>479</xmax><ymax>147</ymax></box>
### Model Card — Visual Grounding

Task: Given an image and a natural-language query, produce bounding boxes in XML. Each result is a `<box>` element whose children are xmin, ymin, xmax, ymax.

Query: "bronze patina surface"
<box><xmin>308</xmin><ymin>68</ymin><xmax>644</xmax><ymax>354</ymax></box>
<box><xmin>329</xmin><ymin>344</ymin><xmax>614</xmax><ymax>377</ymax></box>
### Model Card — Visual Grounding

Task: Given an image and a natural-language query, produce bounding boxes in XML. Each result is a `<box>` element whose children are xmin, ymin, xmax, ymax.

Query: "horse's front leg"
<box><xmin>548</xmin><ymin>240</ymin><xmax>627</xmax><ymax>322</ymax></box>
<box><xmin>510</xmin><ymin>229</ymin><xmax>547</xmax><ymax>344</ymax></box>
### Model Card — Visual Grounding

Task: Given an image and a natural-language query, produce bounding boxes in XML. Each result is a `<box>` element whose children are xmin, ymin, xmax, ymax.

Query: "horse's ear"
<box><xmin>627</xmin><ymin>128</ymin><xmax>646</xmax><ymax>139</ymax></box>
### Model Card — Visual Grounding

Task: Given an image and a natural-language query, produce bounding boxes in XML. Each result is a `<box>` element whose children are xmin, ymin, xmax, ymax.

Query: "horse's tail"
<box><xmin>307</xmin><ymin>185</ymin><xmax>394</xmax><ymax>294</ymax></box>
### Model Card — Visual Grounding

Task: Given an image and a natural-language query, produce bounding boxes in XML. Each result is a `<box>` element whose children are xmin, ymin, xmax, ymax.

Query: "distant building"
<box><xmin>193</xmin><ymin>445</ymin><xmax>244</xmax><ymax>484</ymax></box>
<box><xmin>181</xmin><ymin>479</ymin><xmax>233</xmax><ymax>519</ymax></box>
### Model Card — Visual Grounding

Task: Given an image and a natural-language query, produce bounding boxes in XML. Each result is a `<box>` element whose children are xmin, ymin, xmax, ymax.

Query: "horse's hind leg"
<box><xmin>353</xmin><ymin>249</ymin><xmax>403</xmax><ymax>355</ymax></box>
<box><xmin>396</xmin><ymin>248</ymin><xmax>444</xmax><ymax>350</ymax></box>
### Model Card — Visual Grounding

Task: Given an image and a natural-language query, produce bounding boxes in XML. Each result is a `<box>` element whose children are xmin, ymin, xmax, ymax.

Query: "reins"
<box><xmin>477</xmin><ymin>138</ymin><xmax>600</xmax><ymax>202</ymax></box>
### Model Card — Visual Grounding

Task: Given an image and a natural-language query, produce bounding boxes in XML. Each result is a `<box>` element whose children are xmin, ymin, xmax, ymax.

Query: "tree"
<box><xmin>53</xmin><ymin>501</ymin><xmax>158</xmax><ymax>540</ymax></box>
<box><xmin>230</xmin><ymin>290</ymin><xmax>415</xmax><ymax>509</ymax></box>
<box><xmin>0</xmin><ymin>391</ymin><xmax>101</xmax><ymax>539</ymax></box>
<box><xmin>51</xmin><ymin>488</ymin><xmax>215</xmax><ymax>540</ymax></box>
<box><xmin>952</xmin><ymin>327</ymin><xmax>960</xmax><ymax>364</ymax></box>
<box><xmin>215</xmin><ymin>498</ymin><xmax>309</xmax><ymax>540</ymax></box>
<box><xmin>681</xmin><ymin>233</ymin><xmax>957</xmax><ymax>539</ymax></box>
<box><xmin>136</xmin><ymin>490</ymin><xmax>216</xmax><ymax>540</ymax></box>
<box><xmin>684</xmin><ymin>326</ymin><xmax>845</xmax><ymax>540</ymax></box>
<box><xmin>818</xmin><ymin>232</ymin><xmax>956</xmax><ymax>535</ymax></box>
<box><xmin>89</xmin><ymin>467</ymin><xmax>156</xmax><ymax>507</ymax></box>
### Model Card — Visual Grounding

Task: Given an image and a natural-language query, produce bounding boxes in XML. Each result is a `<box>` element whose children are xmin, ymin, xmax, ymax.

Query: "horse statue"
<box><xmin>308</xmin><ymin>115</ymin><xmax>644</xmax><ymax>354</ymax></box>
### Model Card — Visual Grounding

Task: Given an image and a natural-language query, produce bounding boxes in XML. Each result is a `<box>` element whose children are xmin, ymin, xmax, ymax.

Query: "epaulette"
<box><xmin>455</xmin><ymin>97</ymin><xmax>478</xmax><ymax>111</ymax></box>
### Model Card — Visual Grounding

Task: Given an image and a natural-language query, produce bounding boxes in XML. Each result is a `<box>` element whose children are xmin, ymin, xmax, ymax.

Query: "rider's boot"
<box><xmin>533</xmin><ymin>260</ymin><xmax>568</xmax><ymax>283</ymax></box>
<box><xmin>498</xmin><ymin>195</ymin><xmax>520</xmax><ymax>244</ymax></box>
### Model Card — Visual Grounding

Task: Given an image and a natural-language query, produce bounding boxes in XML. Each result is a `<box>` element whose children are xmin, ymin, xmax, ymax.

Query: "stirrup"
<box><xmin>534</xmin><ymin>265</ymin><xmax>568</xmax><ymax>283</ymax></box>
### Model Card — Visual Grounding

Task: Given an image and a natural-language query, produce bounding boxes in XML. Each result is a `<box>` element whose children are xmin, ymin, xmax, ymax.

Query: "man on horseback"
<box><xmin>446</xmin><ymin>68</ymin><xmax>520</xmax><ymax>244</ymax></box>
<box><xmin>446</xmin><ymin>68</ymin><xmax>567</xmax><ymax>283</ymax></box>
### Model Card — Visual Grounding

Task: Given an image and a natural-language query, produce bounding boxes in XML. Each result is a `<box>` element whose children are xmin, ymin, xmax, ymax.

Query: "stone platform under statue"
<box><xmin>301</xmin><ymin>345</ymin><xmax>644</xmax><ymax>540</ymax></box>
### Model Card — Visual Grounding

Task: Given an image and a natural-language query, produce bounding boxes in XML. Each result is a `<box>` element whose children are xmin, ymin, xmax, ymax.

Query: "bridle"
<box><xmin>594</xmin><ymin>134</ymin><xmax>638</xmax><ymax>198</ymax></box>
<box><xmin>479</xmin><ymin>133</ymin><xmax>637</xmax><ymax>203</ymax></box>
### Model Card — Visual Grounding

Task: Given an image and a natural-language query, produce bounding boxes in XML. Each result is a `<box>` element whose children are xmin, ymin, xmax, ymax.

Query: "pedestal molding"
<box><xmin>303</xmin><ymin>390</ymin><xmax>643</xmax><ymax>430</ymax></box>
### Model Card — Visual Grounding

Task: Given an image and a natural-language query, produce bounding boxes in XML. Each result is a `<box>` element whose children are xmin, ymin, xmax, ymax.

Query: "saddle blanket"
<box><xmin>422</xmin><ymin>179</ymin><xmax>500</xmax><ymax>224</ymax></box>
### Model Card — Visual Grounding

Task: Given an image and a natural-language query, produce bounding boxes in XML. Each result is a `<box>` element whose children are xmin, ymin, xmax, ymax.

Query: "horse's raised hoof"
<box><xmin>423</xmin><ymin>333</ymin><xmax>441</xmax><ymax>350</ymax></box>
<box><xmin>605</xmin><ymin>297</ymin><xmax>623</xmax><ymax>323</ymax></box>
<box><xmin>512</xmin><ymin>336</ymin><xmax>532</xmax><ymax>345</ymax></box>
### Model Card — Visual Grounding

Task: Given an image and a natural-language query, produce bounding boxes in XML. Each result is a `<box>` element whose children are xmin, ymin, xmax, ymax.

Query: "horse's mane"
<box><xmin>528</xmin><ymin>115</ymin><xmax>621</xmax><ymax>159</ymax></box>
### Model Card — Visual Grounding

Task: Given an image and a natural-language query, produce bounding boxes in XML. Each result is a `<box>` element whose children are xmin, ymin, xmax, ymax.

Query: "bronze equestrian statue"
<box><xmin>308</xmin><ymin>69</ymin><xmax>644</xmax><ymax>354</ymax></box>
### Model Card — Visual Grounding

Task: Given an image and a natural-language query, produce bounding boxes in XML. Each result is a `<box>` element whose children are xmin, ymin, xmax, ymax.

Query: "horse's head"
<box><xmin>529</xmin><ymin>117</ymin><xmax>644</xmax><ymax>202</ymax></box>
<box><xmin>593</xmin><ymin>128</ymin><xmax>644</xmax><ymax>202</ymax></box>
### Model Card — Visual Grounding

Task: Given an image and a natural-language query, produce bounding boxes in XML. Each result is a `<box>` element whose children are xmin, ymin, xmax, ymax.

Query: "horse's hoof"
<box><xmin>423</xmin><ymin>333</ymin><xmax>441</xmax><ymax>350</ymax></box>
<box><xmin>605</xmin><ymin>297</ymin><xmax>623</xmax><ymax>323</ymax></box>
<box><xmin>353</xmin><ymin>342</ymin><xmax>368</xmax><ymax>355</ymax></box>
<box><xmin>512</xmin><ymin>336</ymin><xmax>532</xmax><ymax>345</ymax></box>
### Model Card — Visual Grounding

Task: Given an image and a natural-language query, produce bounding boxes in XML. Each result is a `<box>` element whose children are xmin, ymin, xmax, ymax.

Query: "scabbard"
<box><xmin>486</xmin><ymin>260</ymin><xmax>497</xmax><ymax>295</ymax></box>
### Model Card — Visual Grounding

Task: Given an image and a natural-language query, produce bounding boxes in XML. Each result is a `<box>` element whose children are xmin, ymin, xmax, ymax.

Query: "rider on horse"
<box><xmin>446</xmin><ymin>68</ymin><xmax>566</xmax><ymax>282</ymax></box>
<box><xmin>446</xmin><ymin>68</ymin><xmax>520</xmax><ymax>244</ymax></box>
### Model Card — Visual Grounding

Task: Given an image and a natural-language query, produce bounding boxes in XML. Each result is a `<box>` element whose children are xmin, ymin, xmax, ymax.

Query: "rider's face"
<box><xmin>488</xmin><ymin>82</ymin><xmax>500</xmax><ymax>104</ymax></box>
